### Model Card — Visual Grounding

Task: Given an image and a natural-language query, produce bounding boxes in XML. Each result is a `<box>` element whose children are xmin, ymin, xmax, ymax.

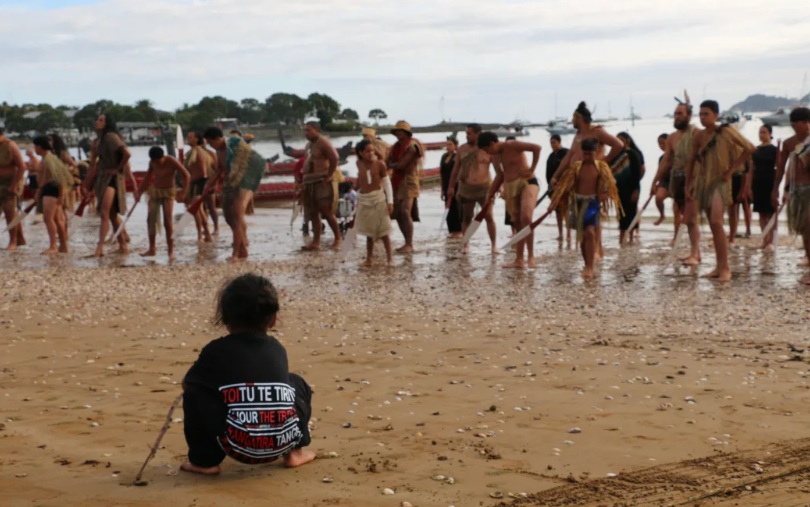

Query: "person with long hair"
<box><xmin>751</xmin><ymin>125</ymin><xmax>779</xmax><ymax>251</ymax></box>
<box><xmin>49</xmin><ymin>133</ymin><xmax>81</xmax><ymax>212</ymax></box>
<box><xmin>32</xmin><ymin>135</ymin><xmax>73</xmax><ymax>254</ymax></box>
<box><xmin>616</xmin><ymin>132</ymin><xmax>644</xmax><ymax>244</ymax></box>
<box><xmin>83</xmin><ymin>114</ymin><xmax>132</xmax><ymax>257</ymax></box>
<box><xmin>439</xmin><ymin>136</ymin><xmax>462</xmax><ymax>238</ymax></box>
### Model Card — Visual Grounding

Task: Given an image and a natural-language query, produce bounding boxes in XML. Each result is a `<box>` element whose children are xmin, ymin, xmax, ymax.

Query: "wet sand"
<box><xmin>2</xmin><ymin>188</ymin><xmax>810</xmax><ymax>506</ymax></box>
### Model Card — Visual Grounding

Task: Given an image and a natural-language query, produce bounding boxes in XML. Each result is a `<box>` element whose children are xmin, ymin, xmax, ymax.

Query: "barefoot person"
<box><xmin>728</xmin><ymin>160</ymin><xmax>753</xmax><ymax>244</ymax></box>
<box><xmin>354</xmin><ymin>140</ymin><xmax>394</xmax><ymax>266</ymax></box>
<box><xmin>387</xmin><ymin>121</ymin><xmax>423</xmax><ymax>254</ymax></box>
<box><xmin>550</xmin><ymin>138</ymin><xmax>621</xmax><ymax>279</ymax></box>
<box><xmin>439</xmin><ymin>137</ymin><xmax>462</xmax><ymax>238</ymax></box>
<box><xmin>652</xmin><ymin>133</ymin><xmax>670</xmax><ymax>225</ymax></box>
<box><xmin>615</xmin><ymin>132</ymin><xmax>644</xmax><ymax>245</ymax></box>
<box><xmin>685</xmin><ymin>100</ymin><xmax>755</xmax><ymax>281</ymax></box>
<box><xmin>478</xmin><ymin>131</ymin><xmax>541</xmax><ymax>268</ymax></box>
<box><xmin>180</xmin><ymin>274</ymin><xmax>316</xmax><ymax>475</ymax></box>
<box><xmin>652</xmin><ymin>100</ymin><xmax>700</xmax><ymax>254</ymax></box>
<box><xmin>202</xmin><ymin>127</ymin><xmax>265</xmax><ymax>261</ymax></box>
<box><xmin>83</xmin><ymin>114</ymin><xmax>131</xmax><ymax>257</ymax></box>
<box><xmin>0</xmin><ymin>128</ymin><xmax>26</xmax><ymax>250</ymax></box>
<box><xmin>546</xmin><ymin>134</ymin><xmax>570</xmax><ymax>244</ymax></box>
<box><xmin>299</xmin><ymin>122</ymin><xmax>341</xmax><ymax>251</ymax></box>
<box><xmin>751</xmin><ymin>125</ymin><xmax>778</xmax><ymax>251</ymax></box>
<box><xmin>447</xmin><ymin>123</ymin><xmax>498</xmax><ymax>254</ymax></box>
<box><xmin>135</xmin><ymin>147</ymin><xmax>190</xmax><ymax>260</ymax></box>
<box><xmin>184</xmin><ymin>131</ymin><xmax>215</xmax><ymax>243</ymax></box>
<box><xmin>32</xmin><ymin>136</ymin><xmax>72</xmax><ymax>254</ymax></box>
<box><xmin>775</xmin><ymin>107</ymin><xmax>810</xmax><ymax>283</ymax></box>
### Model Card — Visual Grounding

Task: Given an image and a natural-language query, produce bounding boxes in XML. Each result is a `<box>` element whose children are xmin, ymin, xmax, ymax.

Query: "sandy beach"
<box><xmin>2</xmin><ymin>187</ymin><xmax>810</xmax><ymax>507</ymax></box>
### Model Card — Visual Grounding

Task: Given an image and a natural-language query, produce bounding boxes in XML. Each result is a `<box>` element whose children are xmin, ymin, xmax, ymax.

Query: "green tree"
<box><xmin>265</xmin><ymin>93</ymin><xmax>309</xmax><ymax>126</ymax></box>
<box><xmin>339</xmin><ymin>108</ymin><xmax>359</xmax><ymax>121</ymax></box>
<box><xmin>239</xmin><ymin>97</ymin><xmax>264</xmax><ymax>125</ymax></box>
<box><xmin>32</xmin><ymin>109</ymin><xmax>71</xmax><ymax>133</ymax></box>
<box><xmin>307</xmin><ymin>93</ymin><xmax>341</xmax><ymax>126</ymax></box>
<box><xmin>134</xmin><ymin>99</ymin><xmax>157</xmax><ymax>122</ymax></box>
<box><xmin>368</xmin><ymin>108</ymin><xmax>387</xmax><ymax>123</ymax></box>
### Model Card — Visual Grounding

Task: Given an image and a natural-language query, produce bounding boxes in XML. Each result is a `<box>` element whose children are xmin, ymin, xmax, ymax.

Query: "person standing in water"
<box><xmin>615</xmin><ymin>132</ymin><xmax>644</xmax><ymax>245</ymax></box>
<box><xmin>354</xmin><ymin>140</ymin><xmax>394</xmax><ymax>266</ymax></box>
<box><xmin>31</xmin><ymin>136</ymin><xmax>72</xmax><ymax>255</ymax></box>
<box><xmin>439</xmin><ymin>136</ymin><xmax>462</xmax><ymax>238</ymax></box>
<box><xmin>0</xmin><ymin>128</ymin><xmax>27</xmax><ymax>250</ymax></box>
<box><xmin>546</xmin><ymin>134</ymin><xmax>570</xmax><ymax>244</ymax></box>
<box><xmin>751</xmin><ymin>125</ymin><xmax>779</xmax><ymax>252</ymax></box>
<box><xmin>184</xmin><ymin>131</ymin><xmax>215</xmax><ymax>243</ymax></box>
<box><xmin>299</xmin><ymin>122</ymin><xmax>341</xmax><ymax>251</ymax></box>
<box><xmin>387</xmin><ymin>121</ymin><xmax>423</xmax><ymax>254</ymax></box>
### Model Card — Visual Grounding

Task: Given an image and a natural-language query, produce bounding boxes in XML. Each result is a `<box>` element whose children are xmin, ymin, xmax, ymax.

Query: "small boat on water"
<box><xmin>719</xmin><ymin>110</ymin><xmax>746</xmax><ymax>129</ymax></box>
<box><xmin>545</xmin><ymin>120</ymin><xmax>576</xmax><ymax>136</ymax></box>
<box><xmin>491</xmin><ymin>126</ymin><xmax>530</xmax><ymax>138</ymax></box>
<box><xmin>760</xmin><ymin>108</ymin><xmax>793</xmax><ymax>127</ymax></box>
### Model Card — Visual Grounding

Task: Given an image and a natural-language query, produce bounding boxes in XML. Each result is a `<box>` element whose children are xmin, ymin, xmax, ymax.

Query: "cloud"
<box><xmin>1</xmin><ymin>0</ymin><xmax>809</xmax><ymax>123</ymax></box>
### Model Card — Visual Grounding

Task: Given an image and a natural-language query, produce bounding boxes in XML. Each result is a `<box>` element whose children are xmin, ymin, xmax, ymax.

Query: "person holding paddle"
<box><xmin>0</xmin><ymin>127</ymin><xmax>27</xmax><ymax>250</ymax></box>
<box><xmin>31</xmin><ymin>136</ymin><xmax>73</xmax><ymax>255</ymax></box>
<box><xmin>478</xmin><ymin>131</ymin><xmax>541</xmax><ymax>268</ymax></box>
<box><xmin>135</xmin><ymin>147</ymin><xmax>190</xmax><ymax>260</ymax></box>
<box><xmin>447</xmin><ymin>124</ymin><xmax>498</xmax><ymax>254</ymax></box>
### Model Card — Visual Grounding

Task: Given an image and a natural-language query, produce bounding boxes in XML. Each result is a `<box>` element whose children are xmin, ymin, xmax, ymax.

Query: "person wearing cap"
<box><xmin>386</xmin><ymin>120</ymin><xmax>423</xmax><ymax>253</ymax></box>
<box><xmin>361</xmin><ymin>127</ymin><xmax>390</xmax><ymax>162</ymax></box>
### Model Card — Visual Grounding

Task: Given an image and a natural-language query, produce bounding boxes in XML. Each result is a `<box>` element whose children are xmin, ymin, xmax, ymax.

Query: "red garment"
<box><xmin>294</xmin><ymin>157</ymin><xmax>305</xmax><ymax>184</ymax></box>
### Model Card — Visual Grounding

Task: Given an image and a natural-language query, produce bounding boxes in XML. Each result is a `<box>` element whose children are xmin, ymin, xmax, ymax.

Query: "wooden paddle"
<box><xmin>459</xmin><ymin>199</ymin><xmax>491</xmax><ymax>249</ymax></box>
<box><xmin>500</xmin><ymin>208</ymin><xmax>553</xmax><ymax>251</ymax></box>
<box><xmin>173</xmin><ymin>188</ymin><xmax>212</xmax><ymax>240</ymax></box>
<box><xmin>2</xmin><ymin>201</ymin><xmax>35</xmax><ymax>233</ymax></box>
<box><xmin>176</xmin><ymin>125</ymin><xmax>184</xmax><ymax>165</ymax></box>
<box><xmin>438</xmin><ymin>201</ymin><xmax>450</xmax><ymax>236</ymax></box>
<box><xmin>110</xmin><ymin>201</ymin><xmax>139</xmax><ymax>243</ymax></box>
<box><xmin>290</xmin><ymin>201</ymin><xmax>301</xmax><ymax>235</ymax></box>
<box><xmin>534</xmin><ymin>188</ymin><xmax>550</xmax><ymax>208</ymax></box>
<box><xmin>132</xmin><ymin>393</ymin><xmax>183</xmax><ymax>486</ymax></box>
<box><xmin>339</xmin><ymin>218</ymin><xmax>357</xmax><ymax>260</ymax></box>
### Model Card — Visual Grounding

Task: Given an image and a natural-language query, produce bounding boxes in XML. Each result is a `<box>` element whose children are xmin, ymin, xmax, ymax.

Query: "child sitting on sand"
<box><xmin>180</xmin><ymin>273</ymin><xmax>316</xmax><ymax>475</ymax></box>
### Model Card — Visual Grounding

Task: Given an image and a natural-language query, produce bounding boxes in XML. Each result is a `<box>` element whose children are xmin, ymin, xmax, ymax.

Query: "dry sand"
<box><xmin>2</xmin><ymin>199</ymin><xmax>810</xmax><ymax>506</ymax></box>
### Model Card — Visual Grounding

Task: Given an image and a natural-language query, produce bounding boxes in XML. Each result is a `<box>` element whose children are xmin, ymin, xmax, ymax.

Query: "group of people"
<box><xmin>2</xmin><ymin>99</ymin><xmax>810</xmax><ymax>283</ymax></box>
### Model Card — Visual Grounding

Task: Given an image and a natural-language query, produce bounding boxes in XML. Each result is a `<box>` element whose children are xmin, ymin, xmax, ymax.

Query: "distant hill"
<box><xmin>729</xmin><ymin>93</ymin><xmax>810</xmax><ymax>112</ymax></box>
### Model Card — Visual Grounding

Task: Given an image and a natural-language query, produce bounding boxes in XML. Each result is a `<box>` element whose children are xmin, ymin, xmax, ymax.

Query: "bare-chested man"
<box><xmin>185</xmin><ymin>131</ymin><xmax>215</xmax><ymax>242</ymax></box>
<box><xmin>685</xmin><ymin>100</ymin><xmax>754</xmax><ymax>282</ymax></box>
<box><xmin>361</xmin><ymin>127</ymin><xmax>391</xmax><ymax>163</ymax></box>
<box><xmin>0</xmin><ymin>128</ymin><xmax>27</xmax><ymax>250</ymax></box>
<box><xmin>202</xmin><ymin>127</ymin><xmax>265</xmax><ymax>261</ymax></box>
<box><xmin>135</xmin><ymin>147</ymin><xmax>190</xmax><ymax>260</ymax></box>
<box><xmin>651</xmin><ymin>102</ymin><xmax>700</xmax><ymax>254</ymax></box>
<box><xmin>551</xmin><ymin>102</ymin><xmax>624</xmax><ymax>259</ymax></box>
<box><xmin>478</xmin><ymin>132</ymin><xmax>541</xmax><ymax>268</ymax></box>
<box><xmin>447</xmin><ymin>123</ymin><xmax>498</xmax><ymax>254</ymax></box>
<box><xmin>773</xmin><ymin>107</ymin><xmax>810</xmax><ymax>283</ymax></box>
<box><xmin>298</xmin><ymin>121</ymin><xmax>340</xmax><ymax>251</ymax></box>
<box><xmin>387</xmin><ymin>121</ymin><xmax>423</xmax><ymax>254</ymax></box>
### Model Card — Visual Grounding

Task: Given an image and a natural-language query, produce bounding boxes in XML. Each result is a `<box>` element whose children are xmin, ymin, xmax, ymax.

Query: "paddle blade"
<box><xmin>438</xmin><ymin>208</ymin><xmax>449</xmax><ymax>235</ymax></box>
<box><xmin>185</xmin><ymin>195</ymin><xmax>205</xmax><ymax>216</ymax></box>
<box><xmin>173</xmin><ymin>211</ymin><xmax>196</xmax><ymax>240</ymax></box>
<box><xmin>291</xmin><ymin>201</ymin><xmax>301</xmax><ymax>225</ymax></box>
<box><xmin>534</xmin><ymin>189</ymin><xmax>550</xmax><ymax>208</ymax></box>
<box><xmin>176</xmin><ymin>125</ymin><xmax>184</xmax><ymax>164</ymax></box>
<box><xmin>2</xmin><ymin>202</ymin><xmax>34</xmax><ymax>233</ymax></box>
<box><xmin>460</xmin><ymin>219</ymin><xmax>482</xmax><ymax>248</ymax></box>
<box><xmin>339</xmin><ymin>225</ymin><xmax>357</xmax><ymax>260</ymax></box>
<box><xmin>74</xmin><ymin>195</ymin><xmax>92</xmax><ymax>217</ymax></box>
<box><xmin>501</xmin><ymin>225</ymin><xmax>532</xmax><ymax>251</ymax></box>
<box><xmin>761</xmin><ymin>203</ymin><xmax>784</xmax><ymax>239</ymax></box>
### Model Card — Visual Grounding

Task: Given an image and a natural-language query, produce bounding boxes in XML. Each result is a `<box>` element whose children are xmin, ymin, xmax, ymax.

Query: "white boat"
<box><xmin>719</xmin><ymin>110</ymin><xmax>746</xmax><ymax>129</ymax></box>
<box><xmin>760</xmin><ymin>108</ymin><xmax>792</xmax><ymax>127</ymax></box>
<box><xmin>492</xmin><ymin>126</ymin><xmax>530</xmax><ymax>138</ymax></box>
<box><xmin>545</xmin><ymin>120</ymin><xmax>576</xmax><ymax>136</ymax></box>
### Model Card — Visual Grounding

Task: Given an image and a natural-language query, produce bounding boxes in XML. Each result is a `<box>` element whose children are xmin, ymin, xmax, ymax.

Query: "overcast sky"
<box><xmin>1</xmin><ymin>0</ymin><xmax>809</xmax><ymax>124</ymax></box>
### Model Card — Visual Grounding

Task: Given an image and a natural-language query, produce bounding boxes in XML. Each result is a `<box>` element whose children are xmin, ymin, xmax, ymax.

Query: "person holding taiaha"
<box><xmin>550</xmin><ymin>138</ymin><xmax>621</xmax><ymax>279</ymax></box>
<box><xmin>685</xmin><ymin>100</ymin><xmax>755</xmax><ymax>282</ymax></box>
<box><xmin>184</xmin><ymin>131</ymin><xmax>215</xmax><ymax>243</ymax></box>
<box><xmin>0</xmin><ymin>127</ymin><xmax>27</xmax><ymax>250</ymax></box>
<box><xmin>447</xmin><ymin>123</ymin><xmax>498</xmax><ymax>254</ymax></box>
<box><xmin>387</xmin><ymin>121</ymin><xmax>423</xmax><ymax>254</ymax></box>
<box><xmin>31</xmin><ymin>136</ymin><xmax>73</xmax><ymax>255</ymax></box>
<box><xmin>202</xmin><ymin>127</ymin><xmax>265</xmax><ymax>262</ymax></box>
<box><xmin>83</xmin><ymin>114</ymin><xmax>133</xmax><ymax>257</ymax></box>
<box><xmin>135</xmin><ymin>147</ymin><xmax>190</xmax><ymax>260</ymax></box>
<box><xmin>773</xmin><ymin>107</ymin><xmax>810</xmax><ymax>282</ymax></box>
<box><xmin>180</xmin><ymin>273</ymin><xmax>316</xmax><ymax>475</ymax></box>
<box><xmin>478</xmin><ymin>131</ymin><xmax>541</xmax><ymax>268</ymax></box>
<box><xmin>297</xmin><ymin>121</ymin><xmax>341</xmax><ymax>251</ymax></box>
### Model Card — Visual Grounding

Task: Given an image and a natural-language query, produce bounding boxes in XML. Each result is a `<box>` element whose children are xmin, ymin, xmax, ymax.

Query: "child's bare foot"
<box><xmin>140</xmin><ymin>249</ymin><xmax>156</xmax><ymax>257</ymax></box>
<box><xmin>180</xmin><ymin>461</ymin><xmax>221</xmax><ymax>475</ymax></box>
<box><xmin>491</xmin><ymin>246</ymin><xmax>500</xmax><ymax>255</ymax></box>
<box><xmin>396</xmin><ymin>245</ymin><xmax>413</xmax><ymax>254</ymax></box>
<box><xmin>331</xmin><ymin>240</ymin><xmax>342</xmax><ymax>251</ymax></box>
<box><xmin>301</xmin><ymin>243</ymin><xmax>320</xmax><ymax>251</ymax></box>
<box><xmin>168</xmin><ymin>252</ymin><xmax>176</xmax><ymax>261</ymax></box>
<box><xmin>581</xmin><ymin>267</ymin><xmax>594</xmax><ymax>279</ymax></box>
<box><xmin>503</xmin><ymin>260</ymin><xmax>525</xmax><ymax>269</ymax></box>
<box><xmin>361</xmin><ymin>258</ymin><xmax>373</xmax><ymax>267</ymax></box>
<box><xmin>763</xmin><ymin>244</ymin><xmax>775</xmax><ymax>253</ymax></box>
<box><xmin>41</xmin><ymin>247</ymin><xmax>58</xmax><ymax>255</ymax></box>
<box><xmin>93</xmin><ymin>245</ymin><xmax>104</xmax><ymax>257</ymax></box>
<box><xmin>116</xmin><ymin>245</ymin><xmax>129</xmax><ymax>255</ymax></box>
<box><xmin>653</xmin><ymin>215</ymin><xmax>665</xmax><ymax>226</ymax></box>
<box><xmin>387</xmin><ymin>257</ymin><xmax>394</xmax><ymax>266</ymax></box>
<box><xmin>681</xmin><ymin>256</ymin><xmax>700</xmax><ymax>266</ymax></box>
<box><xmin>283</xmin><ymin>448</ymin><xmax>316</xmax><ymax>468</ymax></box>
<box><xmin>462</xmin><ymin>243</ymin><xmax>469</xmax><ymax>255</ymax></box>
<box><xmin>59</xmin><ymin>246</ymin><xmax>68</xmax><ymax>254</ymax></box>
<box><xmin>527</xmin><ymin>256</ymin><xmax>537</xmax><ymax>268</ymax></box>
<box><xmin>449</xmin><ymin>232</ymin><xmax>463</xmax><ymax>240</ymax></box>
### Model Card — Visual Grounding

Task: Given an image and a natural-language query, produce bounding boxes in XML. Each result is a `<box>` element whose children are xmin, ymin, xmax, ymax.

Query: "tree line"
<box><xmin>0</xmin><ymin>93</ymin><xmax>389</xmax><ymax>135</ymax></box>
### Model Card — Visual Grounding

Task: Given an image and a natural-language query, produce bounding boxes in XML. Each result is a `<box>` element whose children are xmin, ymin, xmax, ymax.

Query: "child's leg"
<box><xmin>56</xmin><ymin>206</ymin><xmax>68</xmax><ymax>253</ymax></box>
<box><xmin>364</xmin><ymin>237</ymin><xmax>373</xmax><ymax>266</ymax></box>
<box><xmin>582</xmin><ymin>224</ymin><xmax>596</xmax><ymax>278</ymax></box>
<box><xmin>705</xmin><ymin>191</ymin><xmax>731</xmax><ymax>281</ymax></box>
<box><xmin>142</xmin><ymin>199</ymin><xmax>158</xmax><ymax>256</ymax></box>
<box><xmin>654</xmin><ymin>187</ymin><xmax>667</xmax><ymax>225</ymax></box>
<box><xmin>181</xmin><ymin>388</ymin><xmax>225</xmax><ymax>474</ymax></box>
<box><xmin>162</xmin><ymin>200</ymin><xmax>175</xmax><ymax>260</ymax></box>
<box><xmin>284</xmin><ymin>374</ymin><xmax>316</xmax><ymax>468</ymax></box>
<box><xmin>382</xmin><ymin>235</ymin><xmax>393</xmax><ymax>264</ymax></box>
<box><xmin>42</xmin><ymin>196</ymin><xmax>58</xmax><ymax>253</ymax></box>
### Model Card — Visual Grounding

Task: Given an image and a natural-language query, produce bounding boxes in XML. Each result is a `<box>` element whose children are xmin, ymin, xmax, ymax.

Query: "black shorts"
<box><xmin>528</xmin><ymin>177</ymin><xmax>539</xmax><ymax>187</ymax></box>
<box><xmin>732</xmin><ymin>173</ymin><xmax>745</xmax><ymax>204</ymax></box>
<box><xmin>41</xmin><ymin>182</ymin><xmax>60</xmax><ymax>198</ymax></box>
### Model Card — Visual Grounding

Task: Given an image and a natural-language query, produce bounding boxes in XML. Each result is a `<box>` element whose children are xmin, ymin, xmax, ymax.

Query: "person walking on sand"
<box><xmin>0</xmin><ymin>127</ymin><xmax>27</xmax><ymax>250</ymax></box>
<box><xmin>181</xmin><ymin>273</ymin><xmax>316</xmax><ymax>475</ymax></box>
<box><xmin>615</xmin><ymin>132</ymin><xmax>644</xmax><ymax>245</ymax></box>
<box><xmin>31</xmin><ymin>136</ymin><xmax>73</xmax><ymax>255</ymax></box>
<box><xmin>546</xmin><ymin>134</ymin><xmax>570</xmax><ymax>244</ymax></box>
<box><xmin>354</xmin><ymin>140</ymin><xmax>394</xmax><ymax>266</ymax></box>
<box><xmin>202</xmin><ymin>127</ymin><xmax>265</xmax><ymax>262</ymax></box>
<box><xmin>751</xmin><ymin>125</ymin><xmax>779</xmax><ymax>252</ymax></box>
<box><xmin>387</xmin><ymin>121</ymin><xmax>423</xmax><ymax>254</ymax></box>
<box><xmin>447</xmin><ymin>123</ymin><xmax>498</xmax><ymax>254</ymax></box>
<box><xmin>439</xmin><ymin>136</ymin><xmax>462</xmax><ymax>238</ymax></box>
<box><xmin>478</xmin><ymin>131</ymin><xmax>541</xmax><ymax>268</ymax></box>
<box><xmin>135</xmin><ymin>147</ymin><xmax>190</xmax><ymax>260</ymax></box>
<box><xmin>549</xmin><ymin>138</ymin><xmax>621</xmax><ymax>279</ymax></box>
<box><xmin>83</xmin><ymin>114</ymin><xmax>132</xmax><ymax>257</ymax></box>
<box><xmin>685</xmin><ymin>100</ymin><xmax>755</xmax><ymax>282</ymax></box>
<box><xmin>299</xmin><ymin>122</ymin><xmax>341</xmax><ymax>251</ymax></box>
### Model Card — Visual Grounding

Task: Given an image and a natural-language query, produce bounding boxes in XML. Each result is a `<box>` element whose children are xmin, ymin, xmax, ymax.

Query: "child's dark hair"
<box><xmin>148</xmin><ymin>146</ymin><xmax>164</xmax><ymax>160</ymax></box>
<box><xmin>581</xmin><ymin>137</ymin><xmax>599</xmax><ymax>152</ymax></box>
<box><xmin>476</xmin><ymin>131</ymin><xmax>499</xmax><ymax>149</ymax></box>
<box><xmin>355</xmin><ymin>139</ymin><xmax>372</xmax><ymax>159</ymax></box>
<box><xmin>215</xmin><ymin>273</ymin><xmax>280</xmax><ymax>331</ymax></box>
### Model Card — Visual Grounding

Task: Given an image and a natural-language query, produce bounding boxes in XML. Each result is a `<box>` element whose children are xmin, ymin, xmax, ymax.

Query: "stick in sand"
<box><xmin>2</xmin><ymin>201</ymin><xmax>35</xmax><ymax>233</ymax></box>
<box><xmin>624</xmin><ymin>194</ymin><xmax>654</xmax><ymax>234</ymax></box>
<box><xmin>133</xmin><ymin>393</ymin><xmax>183</xmax><ymax>486</ymax></box>
<box><xmin>459</xmin><ymin>200</ymin><xmax>491</xmax><ymax>249</ymax></box>
<box><xmin>500</xmin><ymin>208</ymin><xmax>553</xmax><ymax>251</ymax></box>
